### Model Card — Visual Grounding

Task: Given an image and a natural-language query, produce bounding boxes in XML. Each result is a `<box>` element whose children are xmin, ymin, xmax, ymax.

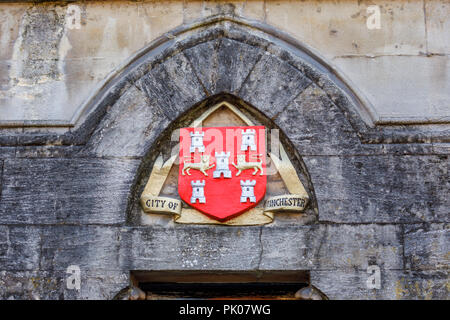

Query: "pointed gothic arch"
<box><xmin>81</xmin><ymin>16</ymin><xmax>374</xmax><ymax>156</ymax></box>
<box><xmin>73</xmin><ymin>16</ymin><xmax>377</xmax><ymax>226</ymax></box>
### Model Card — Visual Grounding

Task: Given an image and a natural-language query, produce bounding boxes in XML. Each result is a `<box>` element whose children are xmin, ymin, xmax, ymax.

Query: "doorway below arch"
<box><xmin>116</xmin><ymin>270</ymin><xmax>327</xmax><ymax>300</ymax></box>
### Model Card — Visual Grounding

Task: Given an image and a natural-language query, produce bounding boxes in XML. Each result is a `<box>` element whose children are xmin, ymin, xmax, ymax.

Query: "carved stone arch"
<box><xmin>0</xmin><ymin>16</ymin><xmax>447</xmax><ymax>301</ymax></box>
<box><xmin>81</xmin><ymin>16</ymin><xmax>373</xmax><ymax>159</ymax></box>
<box><xmin>124</xmin><ymin>94</ymin><xmax>320</xmax><ymax>226</ymax></box>
<box><xmin>75</xmin><ymin>16</ymin><xmax>379</xmax><ymax>227</ymax></box>
<box><xmin>52</xmin><ymin>17</ymin><xmax>400</xmax><ymax>297</ymax></box>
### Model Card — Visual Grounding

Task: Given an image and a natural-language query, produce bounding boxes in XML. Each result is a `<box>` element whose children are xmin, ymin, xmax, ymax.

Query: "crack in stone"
<box><xmin>256</xmin><ymin>226</ymin><xmax>264</xmax><ymax>270</ymax></box>
<box><xmin>423</xmin><ymin>0</ymin><xmax>429</xmax><ymax>55</ymax></box>
<box><xmin>182</xmin><ymin>51</ymin><xmax>210</xmax><ymax>97</ymax></box>
<box><xmin>236</xmin><ymin>44</ymin><xmax>268</xmax><ymax>95</ymax></box>
<box><xmin>0</xmin><ymin>160</ymin><xmax>3</xmax><ymax>201</ymax></box>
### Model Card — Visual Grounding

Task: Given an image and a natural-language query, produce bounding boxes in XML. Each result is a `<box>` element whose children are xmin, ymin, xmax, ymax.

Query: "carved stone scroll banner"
<box><xmin>264</xmin><ymin>194</ymin><xmax>307</xmax><ymax>212</ymax></box>
<box><xmin>140</xmin><ymin>197</ymin><xmax>308</xmax><ymax>226</ymax></box>
<box><xmin>141</xmin><ymin>195</ymin><xmax>182</xmax><ymax>215</ymax></box>
<box><xmin>139</xmin><ymin>102</ymin><xmax>309</xmax><ymax>226</ymax></box>
<box><xmin>139</xmin><ymin>148</ymin><xmax>310</xmax><ymax>225</ymax></box>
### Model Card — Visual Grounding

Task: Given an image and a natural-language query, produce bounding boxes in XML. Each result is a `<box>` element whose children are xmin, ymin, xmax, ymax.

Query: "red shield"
<box><xmin>178</xmin><ymin>126</ymin><xmax>267</xmax><ymax>221</ymax></box>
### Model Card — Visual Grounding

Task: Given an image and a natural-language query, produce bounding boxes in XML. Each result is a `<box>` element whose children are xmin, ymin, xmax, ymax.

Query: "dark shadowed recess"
<box><xmin>130</xmin><ymin>270</ymin><xmax>312</xmax><ymax>300</ymax></box>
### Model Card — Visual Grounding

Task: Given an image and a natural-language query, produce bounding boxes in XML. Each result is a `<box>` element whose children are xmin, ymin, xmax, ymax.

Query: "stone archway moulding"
<box><xmin>1</xmin><ymin>15</ymin><xmax>444</xmax><ymax>147</ymax></box>
<box><xmin>70</xmin><ymin>15</ymin><xmax>376</xmax><ymax>130</ymax></box>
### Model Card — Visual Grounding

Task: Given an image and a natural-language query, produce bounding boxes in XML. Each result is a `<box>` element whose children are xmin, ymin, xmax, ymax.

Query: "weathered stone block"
<box><xmin>0</xmin><ymin>225</ymin><xmax>8</xmax><ymax>257</ymax></box>
<box><xmin>65</xmin><ymin>1</ymin><xmax>183</xmax><ymax>60</ymax></box>
<box><xmin>311</xmin><ymin>270</ymin><xmax>449</xmax><ymax>300</ymax></box>
<box><xmin>0</xmin><ymin>135</ymin><xmax>18</xmax><ymax>147</ymax></box>
<box><xmin>392</xmin><ymin>271</ymin><xmax>449</xmax><ymax>300</ymax></box>
<box><xmin>259</xmin><ymin>224</ymin><xmax>403</xmax><ymax>270</ymax></box>
<box><xmin>239</xmin><ymin>52</ymin><xmax>311</xmax><ymax>118</ymax></box>
<box><xmin>266</xmin><ymin>0</ymin><xmax>427</xmax><ymax>58</ymax></box>
<box><xmin>311</xmin><ymin>269</ymin><xmax>392</xmax><ymax>300</ymax></box>
<box><xmin>84</xmin><ymin>85</ymin><xmax>171</xmax><ymax>157</ymax></box>
<box><xmin>61</xmin><ymin>270</ymin><xmax>129</xmax><ymax>300</ymax></box>
<box><xmin>14</xmin><ymin>145</ymin><xmax>82</xmax><ymax>158</ymax></box>
<box><xmin>405</xmin><ymin>223</ymin><xmax>449</xmax><ymax>271</ymax></box>
<box><xmin>0</xmin><ymin>148</ymin><xmax>16</xmax><ymax>161</ymax></box>
<box><xmin>0</xmin><ymin>226</ymin><xmax>40</xmax><ymax>271</ymax></box>
<box><xmin>276</xmin><ymin>84</ymin><xmax>362</xmax><ymax>155</ymax></box>
<box><xmin>432</xmin><ymin>143</ymin><xmax>450</xmax><ymax>155</ymax></box>
<box><xmin>303</xmin><ymin>155</ymin><xmax>449</xmax><ymax>223</ymax></box>
<box><xmin>12</xmin><ymin>5</ymin><xmax>66</xmax><ymax>83</ymax></box>
<box><xmin>184</xmin><ymin>38</ymin><xmax>264</xmax><ymax>94</ymax></box>
<box><xmin>0</xmin><ymin>270</ymin><xmax>63</xmax><ymax>300</ymax></box>
<box><xmin>183</xmin><ymin>1</ymin><xmax>265</xmax><ymax>23</ymax></box>
<box><xmin>119</xmin><ymin>226</ymin><xmax>262</xmax><ymax>271</ymax></box>
<box><xmin>0</xmin><ymin>158</ymin><xmax>139</xmax><ymax>225</ymax></box>
<box><xmin>425</xmin><ymin>0</ymin><xmax>450</xmax><ymax>54</ymax></box>
<box><xmin>136</xmin><ymin>53</ymin><xmax>207</xmax><ymax>120</ymax></box>
<box><xmin>333</xmin><ymin>55</ymin><xmax>450</xmax><ymax>124</ymax></box>
<box><xmin>0</xmin><ymin>268</ymin><xmax>128</xmax><ymax>300</ymax></box>
<box><xmin>0</xmin><ymin>160</ymin><xmax>2</xmax><ymax>199</ymax></box>
<box><xmin>40</xmin><ymin>226</ymin><xmax>122</xmax><ymax>272</ymax></box>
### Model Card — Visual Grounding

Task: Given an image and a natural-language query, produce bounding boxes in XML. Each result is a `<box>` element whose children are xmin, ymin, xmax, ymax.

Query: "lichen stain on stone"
<box><xmin>395</xmin><ymin>278</ymin><xmax>408</xmax><ymax>299</ymax></box>
<box><xmin>3</xmin><ymin>3</ymin><xmax>73</xmax><ymax>118</ymax></box>
<box><xmin>11</xmin><ymin>4</ymin><xmax>67</xmax><ymax>86</ymax></box>
<box><xmin>30</xmin><ymin>277</ymin><xmax>40</xmax><ymax>289</ymax></box>
<box><xmin>395</xmin><ymin>277</ymin><xmax>438</xmax><ymax>300</ymax></box>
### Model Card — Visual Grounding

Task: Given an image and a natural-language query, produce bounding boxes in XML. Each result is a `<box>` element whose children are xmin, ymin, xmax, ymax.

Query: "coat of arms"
<box><xmin>178</xmin><ymin>126</ymin><xmax>266</xmax><ymax>221</ymax></box>
<box><xmin>140</xmin><ymin>102</ymin><xmax>310</xmax><ymax>226</ymax></box>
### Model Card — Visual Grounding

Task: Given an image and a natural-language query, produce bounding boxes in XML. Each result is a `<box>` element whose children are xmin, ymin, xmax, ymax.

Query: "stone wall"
<box><xmin>0</xmin><ymin>1</ymin><xmax>448</xmax><ymax>300</ymax></box>
<box><xmin>0</xmin><ymin>0</ymin><xmax>449</xmax><ymax>127</ymax></box>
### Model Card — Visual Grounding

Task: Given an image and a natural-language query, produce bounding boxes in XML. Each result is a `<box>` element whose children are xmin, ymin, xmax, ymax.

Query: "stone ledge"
<box><xmin>404</xmin><ymin>223</ymin><xmax>450</xmax><ymax>271</ymax></box>
<box><xmin>0</xmin><ymin>158</ymin><xmax>140</xmax><ymax>225</ymax></box>
<box><xmin>259</xmin><ymin>224</ymin><xmax>403</xmax><ymax>271</ymax></box>
<box><xmin>0</xmin><ymin>224</ymin><xmax>404</xmax><ymax>273</ymax></box>
<box><xmin>304</xmin><ymin>155</ymin><xmax>449</xmax><ymax>223</ymax></box>
<box><xmin>311</xmin><ymin>270</ymin><xmax>449</xmax><ymax>300</ymax></box>
<box><xmin>1</xmin><ymin>16</ymin><xmax>447</xmax><ymax>146</ymax></box>
<box><xmin>0</xmin><ymin>270</ymin><xmax>129</xmax><ymax>300</ymax></box>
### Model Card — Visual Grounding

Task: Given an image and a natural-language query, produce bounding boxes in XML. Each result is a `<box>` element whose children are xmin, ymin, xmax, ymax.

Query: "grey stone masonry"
<box><xmin>404</xmin><ymin>224</ymin><xmax>449</xmax><ymax>271</ymax></box>
<box><xmin>0</xmin><ymin>17</ymin><xmax>448</xmax><ymax>300</ymax></box>
<box><xmin>0</xmin><ymin>159</ymin><xmax>140</xmax><ymax>225</ymax></box>
<box><xmin>303</xmin><ymin>155</ymin><xmax>449</xmax><ymax>223</ymax></box>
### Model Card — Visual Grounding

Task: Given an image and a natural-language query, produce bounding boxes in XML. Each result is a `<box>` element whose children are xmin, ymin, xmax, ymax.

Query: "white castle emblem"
<box><xmin>241</xmin><ymin>129</ymin><xmax>257</xmax><ymax>151</ymax></box>
<box><xmin>213</xmin><ymin>152</ymin><xmax>231</xmax><ymax>178</ymax></box>
<box><xmin>240</xmin><ymin>180</ymin><xmax>256</xmax><ymax>203</ymax></box>
<box><xmin>191</xmin><ymin>180</ymin><xmax>206</xmax><ymax>203</ymax></box>
<box><xmin>190</xmin><ymin>131</ymin><xmax>205</xmax><ymax>153</ymax></box>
